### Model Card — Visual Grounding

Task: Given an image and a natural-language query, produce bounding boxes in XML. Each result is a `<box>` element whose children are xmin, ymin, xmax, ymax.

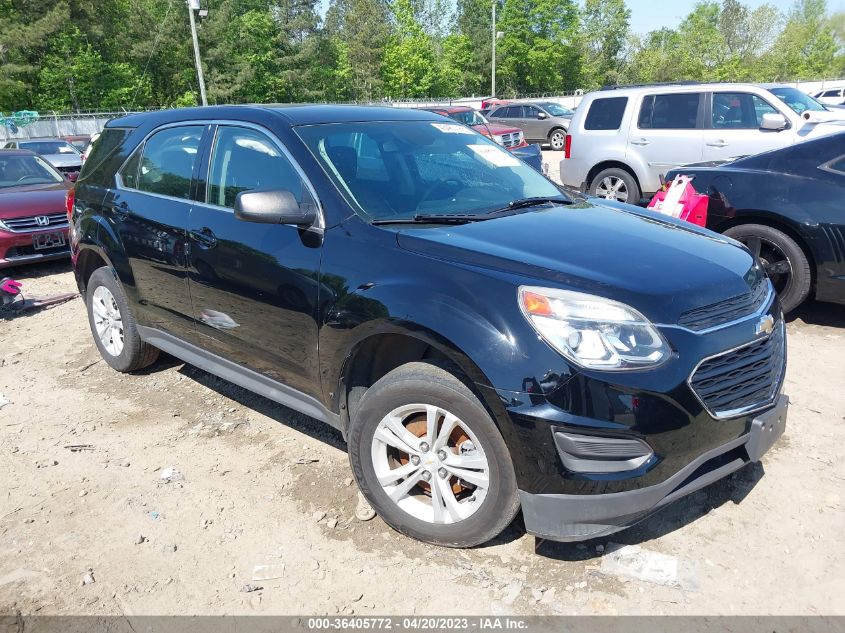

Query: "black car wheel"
<box><xmin>589</xmin><ymin>167</ymin><xmax>641</xmax><ymax>204</ymax></box>
<box><xmin>347</xmin><ymin>362</ymin><xmax>520</xmax><ymax>548</ymax></box>
<box><xmin>724</xmin><ymin>224</ymin><xmax>812</xmax><ymax>312</ymax></box>
<box><xmin>86</xmin><ymin>266</ymin><xmax>159</xmax><ymax>372</ymax></box>
<box><xmin>548</xmin><ymin>128</ymin><xmax>566</xmax><ymax>150</ymax></box>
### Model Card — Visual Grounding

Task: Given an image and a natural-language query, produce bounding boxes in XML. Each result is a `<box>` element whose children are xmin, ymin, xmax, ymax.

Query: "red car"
<box><xmin>420</xmin><ymin>106</ymin><xmax>543</xmax><ymax>171</ymax></box>
<box><xmin>0</xmin><ymin>149</ymin><xmax>72</xmax><ymax>268</ymax></box>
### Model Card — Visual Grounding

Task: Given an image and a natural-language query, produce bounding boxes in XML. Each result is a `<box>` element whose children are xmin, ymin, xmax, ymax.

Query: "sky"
<box><xmin>626</xmin><ymin>0</ymin><xmax>845</xmax><ymax>34</ymax></box>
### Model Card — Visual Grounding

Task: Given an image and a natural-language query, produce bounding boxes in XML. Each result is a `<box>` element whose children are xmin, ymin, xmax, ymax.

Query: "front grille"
<box><xmin>678</xmin><ymin>279</ymin><xmax>770</xmax><ymax>331</ymax></box>
<box><xmin>1</xmin><ymin>213</ymin><xmax>68</xmax><ymax>233</ymax></box>
<box><xmin>689</xmin><ymin>320</ymin><xmax>785</xmax><ymax>419</ymax></box>
<box><xmin>500</xmin><ymin>132</ymin><xmax>521</xmax><ymax>148</ymax></box>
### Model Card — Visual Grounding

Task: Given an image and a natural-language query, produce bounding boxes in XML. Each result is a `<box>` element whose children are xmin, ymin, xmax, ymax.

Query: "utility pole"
<box><xmin>491</xmin><ymin>0</ymin><xmax>496</xmax><ymax>97</ymax></box>
<box><xmin>187</xmin><ymin>0</ymin><xmax>208</xmax><ymax>106</ymax></box>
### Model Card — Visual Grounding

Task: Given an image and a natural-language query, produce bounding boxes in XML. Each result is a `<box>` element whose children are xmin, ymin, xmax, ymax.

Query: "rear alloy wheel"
<box><xmin>86</xmin><ymin>266</ymin><xmax>159</xmax><ymax>372</ymax></box>
<box><xmin>548</xmin><ymin>128</ymin><xmax>566</xmax><ymax>150</ymax></box>
<box><xmin>590</xmin><ymin>167</ymin><xmax>640</xmax><ymax>204</ymax></box>
<box><xmin>723</xmin><ymin>224</ymin><xmax>812</xmax><ymax>312</ymax></box>
<box><xmin>348</xmin><ymin>362</ymin><xmax>520</xmax><ymax>547</ymax></box>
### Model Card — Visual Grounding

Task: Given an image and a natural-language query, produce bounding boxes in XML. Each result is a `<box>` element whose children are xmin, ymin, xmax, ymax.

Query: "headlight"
<box><xmin>491</xmin><ymin>134</ymin><xmax>505</xmax><ymax>146</ymax></box>
<box><xmin>518</xmin><ymin>286</ymin><xmax>670</xmax><ymax>371</ymax></box>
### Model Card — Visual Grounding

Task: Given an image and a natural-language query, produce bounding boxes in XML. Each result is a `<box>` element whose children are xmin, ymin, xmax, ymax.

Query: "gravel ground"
<box><xmin>1</xmin><ymin>252</ymin><xmax>843</xmax><ymax>616</ymax></box>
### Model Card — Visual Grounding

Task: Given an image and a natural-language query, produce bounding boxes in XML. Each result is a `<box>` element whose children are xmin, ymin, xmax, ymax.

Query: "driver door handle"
<box><xmin>190</xmin><ymin>227</ymin><xmax>218</xmax><ymax>249</ymax></box>
<box><xmin>630</xmin><ymin>138</ymin><xmax>651</xmax><ymax>146</ymax></box>
<box><xmin>707</xmin><ymin>140</ymin><xmax>728</xmax><ymax>147</ymax></box>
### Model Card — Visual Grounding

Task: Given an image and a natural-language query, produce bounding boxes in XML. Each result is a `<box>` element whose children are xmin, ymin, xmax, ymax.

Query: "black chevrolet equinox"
<box><xmin>69</xmin><ymin>105</ymin><xmax>788</xmax><ymax>547</ymax></box>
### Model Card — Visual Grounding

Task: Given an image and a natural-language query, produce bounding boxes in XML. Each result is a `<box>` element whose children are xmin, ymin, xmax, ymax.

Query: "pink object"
<box><xmin>0</xmin><ymin>277</ymin><xmax>22</xmax><ymax>296</ymax></box>
<box><xmin>648</xmin><ymin>175</ymin><xmax>709</xmax><ymax>227</ymax></box>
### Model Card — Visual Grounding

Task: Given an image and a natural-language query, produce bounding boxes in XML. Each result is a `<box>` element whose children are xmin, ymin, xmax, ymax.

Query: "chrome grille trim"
<box><xmin>0</xmin><ymin>212</ymin><xmax>68</xmax><ymax>233</ymax></box>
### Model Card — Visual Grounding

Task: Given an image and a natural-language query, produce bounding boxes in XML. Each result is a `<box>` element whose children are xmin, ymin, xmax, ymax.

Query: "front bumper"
<box><xmin>0</xmin><ymin>228</ymin><xmax>70</xmax><ymax>268</ymax></box>
<box><xmin>520</xmin><ymin>394</ymin><xmax>788</xmax><ymax>541</ymax></box>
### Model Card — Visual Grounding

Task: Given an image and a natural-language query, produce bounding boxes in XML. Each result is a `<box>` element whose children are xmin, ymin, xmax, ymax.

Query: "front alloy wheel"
<box><xmin>348</xmin><ymin>362</ymin><xmax>520</xmax><ymax>547</ymax></box>
<box><xmin>595</xmin><ymin>175</ymin><xmax>630</xmax><ymax>202</ymax></box>
<box><xmin>549</xmin><ymin>129</ymin><xmax>566</xmax><ymax>150</ymax></box>
<box><xmin>371</xmin><ymin>403</ymin><xmax>490</xmax><ymax>524</ymax></box>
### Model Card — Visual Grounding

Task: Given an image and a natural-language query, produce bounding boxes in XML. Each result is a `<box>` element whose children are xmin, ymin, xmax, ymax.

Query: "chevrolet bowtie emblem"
<box><xmin>755</xmin><ymin>314</ymin><xmax>775</xmax><ymax>336</ymax></box>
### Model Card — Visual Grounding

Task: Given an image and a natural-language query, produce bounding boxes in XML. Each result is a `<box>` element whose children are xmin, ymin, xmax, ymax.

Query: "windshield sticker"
<box><xmin>431</xmin><ymin>122</ymin><xmax>474</xmax><ymax>135</ymax></box>
<box><xmin>467</xmin><ymin>144</ymin><xmax>521</xmax><ymax>167</ymax></box>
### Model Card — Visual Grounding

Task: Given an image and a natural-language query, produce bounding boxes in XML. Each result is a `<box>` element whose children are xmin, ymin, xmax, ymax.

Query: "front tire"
<box><xmin>589</xmin><ymin>167</ymin><xmax>641</xmax><ymax>204</ymax></box>
<box><xmin>86</xmin><ymin>266</ymin><xmax>159</xmax><ymax>372</ymax></box>
<box><xmin>347</xmin><ymin>362</ymin><xmax>520</xmax><ymax>548</ymax></box>
<box><xmin>723</xmin><ymin>224</ymin><xmax>812</xmax><ymax>312</ymax></box>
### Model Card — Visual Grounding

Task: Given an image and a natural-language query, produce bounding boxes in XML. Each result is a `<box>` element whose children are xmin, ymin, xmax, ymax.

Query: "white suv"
<box><xmin>559</xmin><ymin>83</ymin><xmax>845</xmax><ymax>204</ymax></box>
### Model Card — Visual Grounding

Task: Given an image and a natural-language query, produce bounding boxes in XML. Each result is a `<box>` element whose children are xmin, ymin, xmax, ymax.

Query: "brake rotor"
<box><xmin>397</xmin><ymin>412</ymin><xmax>470</xmax><ymax>496</ymax></box>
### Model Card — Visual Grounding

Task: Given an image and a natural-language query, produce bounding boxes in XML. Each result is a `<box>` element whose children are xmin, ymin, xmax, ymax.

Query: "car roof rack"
<box><xmin>599</xmin><ymin>81</ymin><xmax>703</xmax><ymax>90</ymax></box>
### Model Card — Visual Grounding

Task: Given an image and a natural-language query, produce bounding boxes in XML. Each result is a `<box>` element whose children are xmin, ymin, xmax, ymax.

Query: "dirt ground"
<box><xmin>2</xmin><ymin>249</ymin><xmax>844</xmax><ymax>616</ymax></box>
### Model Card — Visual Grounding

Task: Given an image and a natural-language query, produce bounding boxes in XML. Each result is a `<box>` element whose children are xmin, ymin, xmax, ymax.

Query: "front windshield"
<box><xmin>448</xmin><ymin>110</ymin><xmax>487</xmax><ymax>126</ymax></box>
<box><xmin>19</xmin><ymin>141</ymin><xmax>79</xmax><ymax>155</ymax></box>
<box><xmin>0</xmin><ymin>154</ymin><xmax>64</xmax><ymax>188</ymax></box>
<box><xmin>296</xmin><ymin>120</ymin><xmax>562</xmax><ymax>222</ymax></box>
<box><xmin>768</xmin><ymin>87</ymin><xmax>827</xmax><ymax>114</ymax></box>
<box><xmin>542</xmin><ymin>103</ymin><xmax>574</xmax><ymax>117</ymax></box>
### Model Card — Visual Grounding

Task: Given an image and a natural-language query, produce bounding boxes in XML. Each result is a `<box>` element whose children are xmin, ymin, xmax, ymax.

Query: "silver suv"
<box><xmin>559</xmin><ymin>83</ymin><xmax>845</xmax><ymax>203</ymax></box>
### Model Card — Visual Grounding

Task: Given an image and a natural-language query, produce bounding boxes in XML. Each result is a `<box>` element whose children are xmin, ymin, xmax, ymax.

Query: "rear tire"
<box><xmin>86</xmin><ymin>266</ymin><xmax>159</xmax><ymax>372</ymax></box>
<box><xmin>589</xmin><ymin>167</ymin><xmax>641</xmax><ymax>204</ymax></box>
<box><xmin>347</xmin><ymin>362</ymin><xmax>519</xmax><ymax>548</ymax></box>
<box><xmin>548</xmin><ymin>128</ymin><xmax>566</xmax><ymax>150</ymax></box>
<box><xmin>723</xmin><ymin>224</ymin><xmax>812</xmax><ymax>312</ymax></box>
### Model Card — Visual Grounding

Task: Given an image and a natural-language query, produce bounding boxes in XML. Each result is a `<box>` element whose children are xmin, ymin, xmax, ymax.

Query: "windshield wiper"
<box><xmin>370</xmin><ymin>196</ymin><xmax>571</xmax><ymax>226</ymax></box>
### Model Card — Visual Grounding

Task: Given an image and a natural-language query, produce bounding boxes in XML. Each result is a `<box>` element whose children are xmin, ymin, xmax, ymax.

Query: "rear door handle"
<box><xmin>631</xmin><ymin>138</ymin><xmax>651</xmax><ymax>146</ymax></box>
<box><xmin>190</xmin><ymin>227</ymin><xmax>218</xmax><ymax>249</ymax></box>
<box><xmin>110</xmin><ymin>201</ymin><xmax>130</xmax><ymax>218</ymax></box>
<box><xmin>706</xmin><ymin>140</ymin><xmax>728</xmax><ymax>147</ymax></box>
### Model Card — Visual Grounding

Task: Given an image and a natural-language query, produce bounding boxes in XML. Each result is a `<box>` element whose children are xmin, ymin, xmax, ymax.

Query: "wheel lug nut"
<box><xmin>410</xmin><ymin>455</ymin><xmax>420</xmax><ymax>466</ymax></box>
<box><xmin>419</xmin><ymin>442</ymin><xmax>430</xmax><ymax>453</ymax></box>
<box><xmin>421</xmin><ymin>470</ymin><xmax>432</xmax><ymax>482</ymax></box>
<box><xmin>438</xmin><ymin>468</ymin><xmax>448</xmax><ymax>479</ymax></box>
<box><xmin>437</xmin><ymin>449</ymin><xmax>448</xmax><ymax>461</ymax></box>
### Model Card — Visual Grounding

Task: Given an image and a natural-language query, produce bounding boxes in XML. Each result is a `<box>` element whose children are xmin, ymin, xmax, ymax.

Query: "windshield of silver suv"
<box><xmin>540</xmin><ymin>102</ymin><xmax>574</xmax><ymax>117</ymax></box>
<box><xmin>296</xmin><ymin>120</ymin><xmax>562</xmax><ymax>222</ymax></box>
<box><xmin>768</xmin><ymin>86</ymin><xmax>828</xmax><ymax>114</ymax></box>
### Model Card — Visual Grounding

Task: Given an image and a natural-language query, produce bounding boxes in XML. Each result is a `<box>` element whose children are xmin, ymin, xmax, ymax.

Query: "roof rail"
<box><xmin>599</xmin><ymin>81</ymin><xmax>703</xmax><ymax>90</ymax></box>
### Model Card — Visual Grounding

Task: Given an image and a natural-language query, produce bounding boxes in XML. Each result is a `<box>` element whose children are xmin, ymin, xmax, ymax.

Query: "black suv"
<box><xmin>70</xmin><ymin>106</ymin><xmax>787</xmax><ymax>547</ymax></box>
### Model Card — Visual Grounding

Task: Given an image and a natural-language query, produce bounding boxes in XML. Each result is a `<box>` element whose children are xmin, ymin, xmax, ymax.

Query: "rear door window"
<box><xmin>638</xmin><ymin>93</ymin><xmax>701</xmax><ymax>129</ymax></box>
<box><xmin>584</xmin><ymin>97</ymin><xmax>628</xmax><ymax>130</ymax></box>
<box><xmin>137</xmin><ymin>126</ymin><xmax>202</xmax><ymax>199</ymax></box>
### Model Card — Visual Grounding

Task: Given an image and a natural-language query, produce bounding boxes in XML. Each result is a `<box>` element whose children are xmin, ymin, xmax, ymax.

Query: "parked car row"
<box><xmin>2</xmin><ymin>137</ymin><xmax>84</xmax><ymax>177</ymax></box>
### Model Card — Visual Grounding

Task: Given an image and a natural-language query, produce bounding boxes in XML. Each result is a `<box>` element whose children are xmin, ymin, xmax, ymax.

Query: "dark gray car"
<box><xmin>486</xmin><ymin>101</ymin><xmax>574</xmax><ymax>150</ymax></box>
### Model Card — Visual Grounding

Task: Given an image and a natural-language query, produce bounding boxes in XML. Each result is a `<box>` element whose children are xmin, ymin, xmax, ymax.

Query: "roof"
<box><xmin>0</xmin><ymin>148</ymin><xmax>38</xmax><ymax>156</ymax></box>
<box><xmin>419</xmin><ymin>105</ymin><xmax>472</xmax><ymax>114</ymax></box>
<box><xmin>592</xmin><ymin>82</ymin><xmax>785</xmax><ymax>97</ymax></box>
<box><xmin>109</xmin><ymin>104</ymin><xmax>442</xmax><ymax>129</ymax></box>
<box><xmin>12</xmin><ymin>137</ymin><xmax>75</xmax><ymax>143</ymax></box>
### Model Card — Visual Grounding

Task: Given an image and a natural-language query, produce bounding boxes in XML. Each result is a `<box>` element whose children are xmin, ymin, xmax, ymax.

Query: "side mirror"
<box><xmin>760</xmin><ymin>113</ymin><xmax>787</xmax><ymax>131</ymax></box>
<box><xmin>234</xmin><ymin>189</ymin><xmax>316</xmax><ymax>226</ymax></box>
<box><xmin>537</xmin><ymin>111</ymin><xmax>548</xmax><ymax>120</ymax></box>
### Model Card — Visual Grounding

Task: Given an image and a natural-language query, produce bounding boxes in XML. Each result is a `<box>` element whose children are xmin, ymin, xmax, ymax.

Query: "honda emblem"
<box><xmin>35</xmin><ymin>215</ymin><xmax>50</xmax><ymax>227</ymax></box>
<box><xmin>755</xmin><ymin>314</ymin><xmax>775</xmax><ymax>336</ymax></box>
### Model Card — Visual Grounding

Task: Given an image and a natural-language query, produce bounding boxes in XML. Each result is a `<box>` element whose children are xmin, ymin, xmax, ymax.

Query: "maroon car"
<box><xmin>0</xmin><ymin>149</ymin><xmax>72</xmax><ymax>268</ymax></box>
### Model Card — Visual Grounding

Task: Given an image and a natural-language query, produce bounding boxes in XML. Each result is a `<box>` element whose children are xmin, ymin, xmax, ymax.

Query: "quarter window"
<box><xmin>137</xmin><ymin>126</ymin><xmax>202</xmax><ymax>199</ymax></box>
<box><xmin>584</xmin><ymin>97</ymin><xmax>628</xmax><ymax>131</ymax></box>
<box><xmin>207</xmin><ymin>126</ymin><xmax>306</xmax><ymax>208</ymax></box>
<box><xmin>712</xmin><ymin>93</ymin><xmax>778</xmax><ymax>129</ymax></box>
<box><xmin>638</xmin><ymin>93</ymin><xmax>701</xmax><ymax>129</ymax></box>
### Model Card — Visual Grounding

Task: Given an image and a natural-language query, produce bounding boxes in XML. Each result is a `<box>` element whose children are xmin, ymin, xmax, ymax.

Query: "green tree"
<box><xmin>382</xmin><ymin>0</ymin><xmax>437</xmax><ymax>97</ymax></box>
<box><xmin>326</xmin><ymin>0</ymin><xmax>392</xmax><ymax>99</ymax></box>
<box><xmin>764</xmin><ymin>0</ymin><xmax>838</xmax><ymax>80</ymax></box>
<box><xmin>579</xmin><ymin>0</ymin><xmax>630</xmax><ymax>89</ymax></box>
<box><xmin>496</xmin><ymin>0</ymin><xmax>580</xmax><ymax>95</ymax></box>
<box><xmin>455</xmin><ymin>0</ymin><xmax>496</xmax><ymax>95</ymax></box>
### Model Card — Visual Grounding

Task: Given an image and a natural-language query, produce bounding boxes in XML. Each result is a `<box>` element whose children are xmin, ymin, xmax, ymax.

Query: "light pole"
<box><xmin>187</xmin><ymin>0</ymin><xmax>208</xmax><ymax>106</ymax></box>
<box><xmin>491</xmin><ymin>0</ymin><xmax>496</xmax><ymax>97</ymax></box>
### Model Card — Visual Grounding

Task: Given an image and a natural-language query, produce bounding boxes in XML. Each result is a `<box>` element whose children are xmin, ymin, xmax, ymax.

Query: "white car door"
<box><xmin>702</xmin><ymin>91</ymin><xmax>793</xmax><ymax>162</ymax></box>
<box><xmin>628</xmin><ymin>92</ymin><xmax>704</xmax><ymax>194</ymax></box>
